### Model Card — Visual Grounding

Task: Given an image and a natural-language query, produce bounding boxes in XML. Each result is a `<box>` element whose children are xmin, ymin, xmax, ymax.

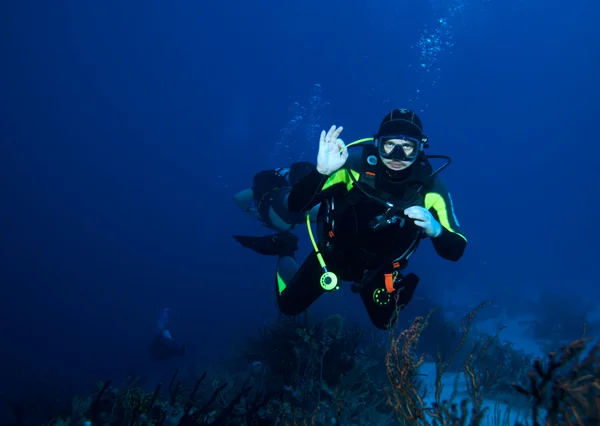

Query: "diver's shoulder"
<box><xmin>346</xmin><ymin>144</ymin><xmax>376</xmax><ymax>169</ymax></box>
<box><xmin>430</xmin><ymin>172</ymin><xmax>445</xmax><ymax>183</ymax></box>
<box><xmin>426</xmin><ymin>172</ymin><xmax>450</xmax><ymax>193</ymax></box>
<box><xmin>346</xmin><ymin>148</ymin><xmax>363</xmax><ymax>169</ymax></box>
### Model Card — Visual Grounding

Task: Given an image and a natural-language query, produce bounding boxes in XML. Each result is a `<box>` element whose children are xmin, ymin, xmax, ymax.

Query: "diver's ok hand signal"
<box><xmin>317</xmin><ymin>125</ymin><xmax>348</xmax><ymax>176</ymax></box>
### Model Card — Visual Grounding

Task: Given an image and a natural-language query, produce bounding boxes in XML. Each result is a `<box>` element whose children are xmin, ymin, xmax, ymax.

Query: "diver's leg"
<box><xmin>267</xmin><ymin>206</ymin><xmax>292</xmax><ymax>232</ymax></box>
<box><xmin>283</xmin><ymin>191</ymin><xmax>291</xmax><ymax>210</ymax></box>
<box><xmin>281</xmin><ymin>189</ymin><xmax>319</xmax><ymax>222</ymax></box>
<box><xmin>265</xmin><ymin>187</ymin><xmax>296</xmax><ymax>232</ymax></box>
<box><xmin>359</xmin><ymin>273</ymin><xmax>420</xmax><ymax>330</ymax></box>
<box><xmin>233</xmin><ymin>188</ymin><xmax>256</xmax><ymax>216</ymax></box>
<box><xmin>276</xmin><ymin>251</ymin><xmax>325</xmax><ymax>316</ymax></box>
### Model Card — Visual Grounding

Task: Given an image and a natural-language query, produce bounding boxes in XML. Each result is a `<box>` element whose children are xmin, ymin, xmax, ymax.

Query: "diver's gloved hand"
<box><xmin>404</xmin><ymin>206</ymin><xmax>442</xmax><ymax>237</ymax></box>
<box><xmin>317</xmin><ymin>125</ymin><xmax>348</xmax><ymax>175</ymax></box>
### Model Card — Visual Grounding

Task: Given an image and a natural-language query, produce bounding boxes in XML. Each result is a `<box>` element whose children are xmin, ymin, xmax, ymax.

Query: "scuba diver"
<box><xmin>236</xmin><ymin>109</ymin><xmax>467</xmax><ymax>330</ymax></box>
<box><xmin>149</xmin><ymin>308</ymin><xmax>187</xmax><ymax>361</ymax></box>
<box><xmin>232</xmin><ymin>161</ymin><xmax>320</xmax><ymax>254</ymax></box>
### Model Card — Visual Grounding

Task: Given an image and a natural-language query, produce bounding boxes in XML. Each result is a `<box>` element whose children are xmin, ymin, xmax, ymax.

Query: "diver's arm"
<box><xmin>288</xmin><ymin>149</ymin><xmax>362</xmax><ymax>212</ymax></box>
<box><xmin>287</xmin><ymin>169</ymin><xmax>347</xmax><ymax>212</ymax></box>
<box><xmin>430</xmin><ymin>226</ymin><xmax>466</xmax><ymax>261</ymax></box>
<box><xmin>426</xmin><ymin>178</ymin><xmax>467</xmax><ymax>262</ymax></box>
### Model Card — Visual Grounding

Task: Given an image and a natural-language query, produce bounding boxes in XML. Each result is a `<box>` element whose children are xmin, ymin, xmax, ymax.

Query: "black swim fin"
<box><xmin>395</xmin><ymin>273</ymin><xmax>420</xmax><ymax>306</ymax></box>
<box><xmin>233</xmin><ymin>232</ymin><xmax>299</xmax><ymax>256</ymax></box>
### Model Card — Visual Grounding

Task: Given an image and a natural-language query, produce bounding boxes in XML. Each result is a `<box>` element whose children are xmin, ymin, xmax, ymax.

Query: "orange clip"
<box><xmin>384</xmin><ymin>273</ymin><xmax>395</xmax><ymax>293</ymax></box>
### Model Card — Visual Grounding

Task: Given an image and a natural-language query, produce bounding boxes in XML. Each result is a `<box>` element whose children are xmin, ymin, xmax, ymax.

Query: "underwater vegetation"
<box><xmin>4</xmin><ymin>301</ymin><xmax>599</xmax><ymax>426</ymax></box>
<box><xmin>384</xmin><ymin>302</ymin><xmax>600</xmax><ymax>426</ymax></box>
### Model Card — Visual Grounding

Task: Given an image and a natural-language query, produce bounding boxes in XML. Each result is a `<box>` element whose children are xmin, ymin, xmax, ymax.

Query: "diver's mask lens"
<box><xmin>377</xmin><ymin>135</ymin><xmax>420</xmax><ymax>162</ymax></box>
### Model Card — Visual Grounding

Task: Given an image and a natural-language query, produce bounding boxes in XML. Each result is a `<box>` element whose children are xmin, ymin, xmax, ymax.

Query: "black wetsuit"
<box><xmin>252</xmin><ymin>162</ymin><xmax>316</xmax><ymax>229</ymax></box>
<box><xmin>149</xmin><ymin>335</ymin><xmax>186</xmax><ymax>361</ymax></box>
<box><xmin>276</xmin><ymin>146</ymin><xmax>467</xmax><ymax>330</ymax></box>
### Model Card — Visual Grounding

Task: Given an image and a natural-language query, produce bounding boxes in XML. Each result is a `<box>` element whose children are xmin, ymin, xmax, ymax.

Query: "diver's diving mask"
<box><xmin>375</xmin><ymin>135</ymin><xmax>426</xmax><ymax>162</ymax></box>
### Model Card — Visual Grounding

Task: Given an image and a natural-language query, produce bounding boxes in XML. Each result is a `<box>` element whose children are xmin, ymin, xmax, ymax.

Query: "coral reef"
<box><xmin>384</xmin><ymin>303</ymin><xmax>600</xmax><ymax>426</ymax></box>
<box><xmin>3</xmin><ymin>305</ymin><xmax>599</xmax><ymax>425</ymax></box>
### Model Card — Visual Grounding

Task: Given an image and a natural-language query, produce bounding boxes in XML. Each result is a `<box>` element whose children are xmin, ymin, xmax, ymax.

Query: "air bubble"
<box><xmin>272</xmin><ymin>84</ymin><xmax>329</xmax><ymax>162</ymax></box>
